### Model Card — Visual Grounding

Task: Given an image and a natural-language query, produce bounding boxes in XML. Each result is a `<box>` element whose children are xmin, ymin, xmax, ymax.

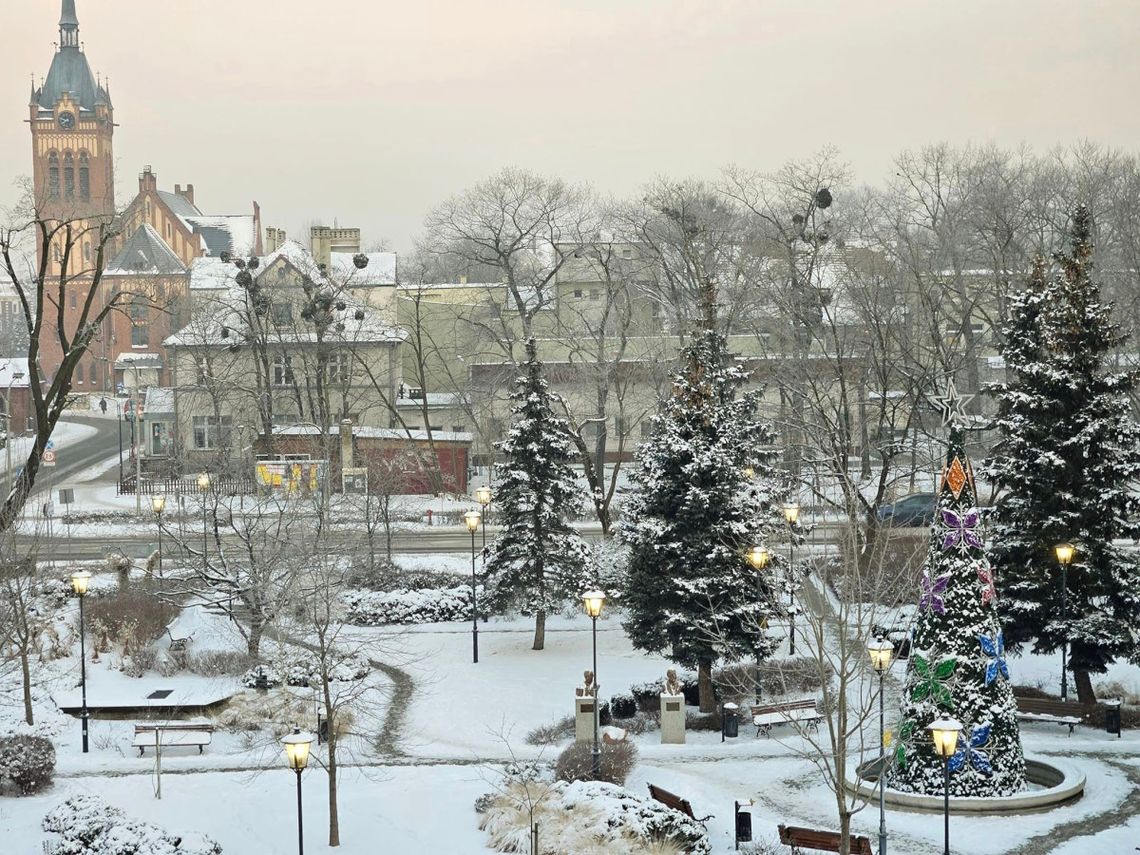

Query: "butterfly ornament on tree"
<box><xmin>976</xmin><ymin>561</ymin><xmax>997</xmax><ymax>607</ymax></box>
<box><xmin>948</xmin><ymin>722</ymin><xmax>993</xmax><ymax>775</ymax></box>
<box><xmin>979</xmin><ymin>630</ymin><xmax>1009</xmax><ymax>686</ymax></box>
<box><xmin>941</xmin><ymin>508</ymin><xmax>984</xmax><ymax>552</ymax></box>
<box><xmin>919</xmin><ymin>568</ymin><xmax>951</xmax><ymax>615</ymax></box>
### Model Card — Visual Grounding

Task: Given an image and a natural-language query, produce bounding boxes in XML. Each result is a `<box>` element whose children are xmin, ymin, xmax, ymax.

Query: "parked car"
<box><xmin>877</xmin><ymin>492</ymin><xmax>937</xmax><ymax>527</ymax></box>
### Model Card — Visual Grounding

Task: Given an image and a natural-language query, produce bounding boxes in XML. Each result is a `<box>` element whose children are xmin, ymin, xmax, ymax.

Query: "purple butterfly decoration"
<box><xmin>919</xmin><ymin>569</ymin><xmax>951</xmax><ymax>615</ymax></box>
<box><xmin>941</xmin><ymin>508</ymin><xmax>984</xmax><ymax>551</ymax></box>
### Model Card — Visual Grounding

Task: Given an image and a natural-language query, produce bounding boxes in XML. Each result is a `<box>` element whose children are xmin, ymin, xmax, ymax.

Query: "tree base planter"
<box><xmin>848</xmin><ymin>756</ymin><xmax>1084</xmax><ymax>814</ymax></box>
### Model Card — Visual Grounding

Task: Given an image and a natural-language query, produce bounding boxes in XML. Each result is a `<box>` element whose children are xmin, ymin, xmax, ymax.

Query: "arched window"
<box><xmin>47</xmin><ymin>152</ymin><xmax>60</xmax><ymax>199</ymax></box>
<box><xmin>63</xmin><ymin>152</ymin><xmax>75</xmax><ymax>200</ymax></box>
<box><xmin>83</xmin><ymin>243</ymin><xmax>91</xmax><ymax>262</ymax></box>
<box><xmin>79</xmin><ymin>152</ymin><xmax>90</xmax><ymax>201</ymax></box>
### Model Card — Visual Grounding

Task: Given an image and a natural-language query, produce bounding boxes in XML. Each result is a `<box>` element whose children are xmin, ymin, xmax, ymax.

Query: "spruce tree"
<box><xmin>986</xmin><ymin>206</ymin><xmax>1140</xmax><ymax>702</ymax></box>
<box><xmin>889</xmin><ymin>412</ymin><xmax>1027</xmax><ymax>797</ymax></box>
<box><xmin>620</xmin><ymin>299</ymin><xmax>784</xmax><ymax>713</ymax></box>
<box><xmin>483</xmin><ymin>339</ymin><xmax>591</xmax><ymax>650</ymax></box>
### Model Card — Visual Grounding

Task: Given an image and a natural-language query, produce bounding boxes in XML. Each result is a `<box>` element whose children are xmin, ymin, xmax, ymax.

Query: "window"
<box><xmin>69</xmin><ymin>290</ymin><xmax>77</xmax><ymax>309</ymax></box>
<box><xmin>89</xmin><ymin>363</ymin><xmax>98</xmax><ymax>384</ymax></box>
<box><xmin>192</xmin><ymin>415</ymin><xmax>232</xmax><ymax>450</ymax></box>
<box><xmin>640</xmin><ymin>419</ymin><xmax>654</xmax><ymax>439</ymax></box>
<box><xmin>63</xmin><ymin>152</ymin><xmax>75</xmax><ymax>200</ymax></box>
<box><xmin>272</xmin><ymin>354</ymin><xmax>294</xmax><ymax>386</ymax></box>
<box><xmin>324</xmin><ymin>352</ymin><xmax>350</xmax><ymax>385</ymax></box>
<box><xmin>83</xmin><ymin>243</ymin><xmax>91</xmax><ymax>262</ymax></box>
<box><xmin>271</xmin><ymin>412</ymin><xmax>298</xmax><ymax>427</ymax></box>
<box><xmin>48</xmin><ymin>152</ymin><xmax>60</xmax><ymax>199</ymax></box>
<box><xmin>451</xmin><ymin>424</ymin><xmax>466</xmax><ymax>434</ymax></box>
<box><xmin>196</xmin><ymin>359</ymin><xmax>209</xmax><ymax>384</ymax></box>
<box><xmin>573</xmin><ymin>289</ymin><xmax>583</xmax><ymax>298</ymax></box>
<box><xmin>75</xmin><ymin>364</ymin><xmax>84</xmax><ymax>384</ymax></box>
<box><xmin>589</xmin><ymin>288</ymin><xmax>600</xmax><ymax>300</ymax></box>
<box><xmin>271</xmin><ymin>302</ymin><xmax>293</xmax><ymax>325</ymax></box>
<box><xmin>130</xmin><ymin>296</ymin><xmax>149</xmax><ymax>347</ymax></box>
<box><xmin>621</xmin><ymin>248</ymin><xmax>633</xmax><ymax>260</ymax></box>
<box><xmin>78</xmin><ymin>152</ymin><xmax>89</xmax><ymax>201</ymax></box>
<box><xmin>614</xmin><ymin>414</ymin><xmax>629</xmax><ymax>435</ymax></box>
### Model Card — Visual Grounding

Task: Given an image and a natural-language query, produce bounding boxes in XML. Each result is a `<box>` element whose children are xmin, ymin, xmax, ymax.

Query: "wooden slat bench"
<box><xmin>750</xmin><ymin>699</ymin><xmax>822</xmax><ymax>737</ymax></box>
<box><xmin>133</xmin><ymin>722</ymin><xmax>215</xmax><ymax>756</ymax></box>
<box><xmin>1014</xmin><ymin>697</ymin><xmax>1092</xmax><ymax>736</ymax></box>
<box><xmin>778</xmin><ymin>823</ymin><xmax>873</xmax><ymax>855</ymax></box>
<box><xmin>647</xmin><ymin>784</ymin><xmax>713</xmax><ymax>822</ymax></box>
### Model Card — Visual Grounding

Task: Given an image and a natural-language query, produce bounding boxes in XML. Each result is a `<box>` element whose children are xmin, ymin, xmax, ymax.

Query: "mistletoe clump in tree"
<box><xmin>483</xmin><ymin>339</ymin><xmax>591</xmax><ymax>651</ymax></box>
<box><xmin>621</xmin><ymin>301</ymin><xmax>784</xmax><ymax>713</ymax></box>
<box><xmin>985</xmin><ymin>206</ymin><xmax>1140</xmax><ymax>703</ymax></box>
<box><xmin>889</xmin><ymin>397</ymin><xmax>1026</xmax><ymax>797</ymax></box>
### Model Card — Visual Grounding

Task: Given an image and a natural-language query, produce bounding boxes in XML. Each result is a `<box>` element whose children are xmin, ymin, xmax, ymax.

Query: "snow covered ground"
<box><xmin>5</xmin><ymin>552</ymin><xmax>1140</xmax><ymax>853</ymax></box>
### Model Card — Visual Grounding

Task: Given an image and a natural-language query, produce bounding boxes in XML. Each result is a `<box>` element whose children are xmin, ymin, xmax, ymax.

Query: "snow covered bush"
<box><xmin>0</xmin><ymin>734</ymin><xmax>55</xmax><ymax>795</ymax></box>
<box><xmin>240</xmin><ymin>650</ymin><xmax>370</xmax><ymax>689</ymax></box>
<box><xmin>42</xmin><ymin>794</ymin><xmax>222</xmax><ymax>854</ymax></box>
<box><xmin>554</xmin><ymin>739</ymin><xmax>637</xmax><ymax>786</ymax></box>
<box><xmin>341</xmin><ymin>586</ymin><xmax>474</xmax><ymax>625</ymax></box>
<box><xmin>476</xmin><ymin>779</ymin><xmax>709</xmax><ymax>855</ymax></box>
<box><xmin>609</xmin><ymin>692</ymin><xmax>638</xmax><ymax>719</ymax></box>
<box><xmin>85</xmin><ymin>591</ymin><xmax>177</xmax><ymax>654</ymax></box>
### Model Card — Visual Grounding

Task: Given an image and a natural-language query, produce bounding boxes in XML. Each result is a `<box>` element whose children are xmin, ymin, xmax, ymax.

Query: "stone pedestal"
<box><xmin>660</xmin><ymin>693</ymin><xmax>686</xmax><ymax>744</ymax></box>
<box><xmin>575</xmin><ymin>695</ymin><xmax>597</xmax><ymax>743</ymax></box>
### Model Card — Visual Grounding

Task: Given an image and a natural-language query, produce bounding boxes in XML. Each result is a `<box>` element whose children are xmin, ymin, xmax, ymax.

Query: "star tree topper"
<box><xmin>933</xmin><ymin>379</ymin><xmax>974</xmax><ymax>428</ymax></box>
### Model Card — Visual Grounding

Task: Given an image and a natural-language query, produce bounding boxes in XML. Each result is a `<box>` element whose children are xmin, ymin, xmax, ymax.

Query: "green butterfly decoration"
<box><xmin>909</xmin><ymin>654</ymin><xmax>957</xmax><ymax>708</ymax></box>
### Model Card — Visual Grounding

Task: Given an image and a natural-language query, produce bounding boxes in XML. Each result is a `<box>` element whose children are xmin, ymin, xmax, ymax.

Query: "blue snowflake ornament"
<box><xmin>948</xmin><ymin>722</ymin><xmax>993</xmax><ymax>775</ymax></box>
<box><xmin>979</xmin><ymin>630</ymin><xmax>1009</xmax><ymax>686</ymax></box>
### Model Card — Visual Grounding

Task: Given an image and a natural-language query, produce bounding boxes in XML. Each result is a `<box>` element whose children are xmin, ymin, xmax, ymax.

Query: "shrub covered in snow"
<box><xmin>240</xmin><ymin>650</ymin><xmax>370</xmax><ymax>689</ymax></box>
<box><xmin>0</xmin><ymin>734</ymin><xmax>55</xmax><ymax>795</ymax></box>
<box><xmin>554</xmin><ymin>739</ymin><xmax>637</xmax><ymax>786</ymax></box>
<box><xmin>476</xmin><ymin>779</ymin><xmax>709</xmax><ymax>855</ymax></box>
<box><xmin>341</xmin><ymin>586</ymin><xmax>475</xmax><ymax>625</ymax></box>
<box><xmin>42</xmin><ymin>794</ymin><xmax>222</xmax><ymax>854</ymax></box>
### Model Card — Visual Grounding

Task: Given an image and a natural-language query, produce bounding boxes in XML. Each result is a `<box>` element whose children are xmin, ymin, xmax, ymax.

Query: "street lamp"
<box><xmin>928</xmin><ymin>717</ymin><xmax>962</xmax><ymax>855</ymax></box>
<box><xmin>782</xmin><ymin>501</ymin><xmax>800</xmax><ymax>655</ymax></box>
<box><xmin>748</xmin><ymin>545</ymin><xmax>771</xmax><ymax>702</ymax></box>
<box><xmin>151</xmin><ymin>495</ymin><xmax>166</xmax><ymax>579</ymax></box>
<box><xmin>465</xmin><ymin>509</ymin><xmax>481</xmax><ymax>664</ymax></box>
<box><xmin>868</xmin><ymin>636</ymin><xmax>895</xmax><ymax>855</ymax></box>
<box><xmin>282</xmin><ymin>727</ymin><xmax>313</xmax><ymax>855</ymax></box>
<box><xmin>70</xmin><ymin>569</ymin><xmax>92</xmax><ymax>753</ymax></box>
<box><xmin>742</xmin><ymin>465</ymin><xmax>756</xmax><ymax>480</ymax></box>
<box><xmin>1054</xmin><ymin>542</ymin><xmax>1075</xmax><ymax>701</ymax></box>
<box><xmin>197</xmin><ymin>472</ymin><xmax>211</xmax><ymax>560</ymax></box>
<box><xmin>4</xmin><ymin>369</ymin><xmax>24</xmax><ymax>500</ymax></box>
<box><xmin>475</xmin><ymin>484</ymin><xmax>493</xmax><ymax>551</ymax></box>
<box><xmin>582</xmin><ymin>590</ymin><xmax>606</xmax><ymax>780</ymax></box>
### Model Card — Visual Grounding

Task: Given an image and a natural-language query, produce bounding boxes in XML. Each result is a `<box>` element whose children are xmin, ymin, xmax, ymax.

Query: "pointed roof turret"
<box><xmin>35</xmin><ymin>1</ymin><xmax>111</xmax><ymax>114</ymax></box>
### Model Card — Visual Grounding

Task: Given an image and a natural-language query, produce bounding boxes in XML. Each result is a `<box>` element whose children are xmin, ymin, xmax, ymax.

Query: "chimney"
<box><xmin>184</xmin><ymin>184</ymin><xmax>195</xmax><ymax>206</ymax></box>
<box><xmin>340</xmin><ymin>419</ymin><xmax>354</xmax><ymax>470</ymax></box>
<box><xmin>138</xmin><ymin>166</ymin><xmax>156</xmax><ymax>194</ymax></box>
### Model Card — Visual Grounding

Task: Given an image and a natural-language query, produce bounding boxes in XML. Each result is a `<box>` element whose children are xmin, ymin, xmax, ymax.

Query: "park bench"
<box><xmin>750</xmin><ymin>699</ymin><xmax>822</xmax><ymax>737</ymax></box>
<box><xmin>1014</xmin><ymin>697</ymin><xmax>1092</xmax><ymax>736</ymax></box>
<box><xmin>646</xmin><ymin>784</ymin><xmax>713</xmax><ymax>822</ymax></box>
<box><xmin>778</xmin><ymin>823</ymin><xmax>873</xmax><ymax>855</ymax></box>
<box><xmin>133</xmin><ymin>722</ymin><xmax>215</xmax><ymax>756</ymax></box>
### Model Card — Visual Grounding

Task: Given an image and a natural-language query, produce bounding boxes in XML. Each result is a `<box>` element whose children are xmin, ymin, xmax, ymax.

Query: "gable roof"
<box><xmin>184</xmin><ymin>215</ymin><xmax>256</xmax><ymax>258</ymax></box>
<box><xmin>106</xmin><ymin>224</ymin><xmax>187</xmax><ymax>276</ymax></box>
<box><xmin>156</xmin><ymin>190</ymin><xmax>201</xmax><ymax>220</ymax></box>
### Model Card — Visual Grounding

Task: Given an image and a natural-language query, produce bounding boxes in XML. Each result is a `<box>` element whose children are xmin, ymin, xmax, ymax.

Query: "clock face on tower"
<box><xmin>57</xmin><ymin>112</ymin><xmax>75</xmax><ymax>130</ymax></box>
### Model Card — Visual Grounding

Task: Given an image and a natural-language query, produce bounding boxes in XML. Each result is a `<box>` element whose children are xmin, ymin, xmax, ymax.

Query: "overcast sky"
<box><xmin>4</xmin><ymin>0</ymin><xmax>1139</xmax><ymax>253</ymax></box>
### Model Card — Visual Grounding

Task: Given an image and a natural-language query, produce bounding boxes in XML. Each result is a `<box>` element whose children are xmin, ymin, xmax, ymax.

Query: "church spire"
<box><xmin>60</xmin><ymin>1</ymin><xmax>79</xmax><ymax>50</ymax></box>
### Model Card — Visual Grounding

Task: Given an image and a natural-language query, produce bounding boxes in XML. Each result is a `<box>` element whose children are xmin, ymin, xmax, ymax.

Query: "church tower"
<box><xmin>29</xmin><ymin>1</ymin><xmax>115</xmax><ymax>223</ymax></box>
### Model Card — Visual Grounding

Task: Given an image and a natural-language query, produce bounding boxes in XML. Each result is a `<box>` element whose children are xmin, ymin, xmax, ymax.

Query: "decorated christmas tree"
<box><xmin>483</xmin><ymin>339</ymin><xmax>591</xmax><ymax>651</ymax></box>
<box><xmin>888</xmin><ymin>385</ymin><xmax>1026</xmax><ymax>797</ymax></box>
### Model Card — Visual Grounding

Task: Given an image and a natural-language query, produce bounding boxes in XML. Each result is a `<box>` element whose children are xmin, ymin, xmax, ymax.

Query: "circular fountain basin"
<box><xmin>848</xmin><ymin>755</ymin><xmax>1085</xmax><ymax>814</ymax></box>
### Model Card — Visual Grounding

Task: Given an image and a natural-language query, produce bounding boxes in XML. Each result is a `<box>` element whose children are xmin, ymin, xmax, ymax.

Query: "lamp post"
<box><xmin>582</xmin><ymin>590</ymin><xmax>606</xmax><ymax>780</ymax></box>
<box><xmin>928</xmin><ymin>717</ymin><xmax>962</xmax><ymax>855</ymax></box>
<box><xmin>282</xmin><ymin>727</ymin><xmax>313</xmax><ymax>855</ymax></box>
<box><xmin>475</xmin><ymin>485</ymin><xmax>492</xmax><ymax>551</ymax></box>
<box><xmin>151</xmin><ymin>495</ymin><xmax>166</xmax><ymax>579</ymax></box>
<box><xmin>4</xmin><ymin>369</ymin><xmax>24</xmax><ymax>500</ymax></box>
<box><xmin>782</xmin><ymin>501</ymin><xmax>800</xmax><ymax>655</ymax></box>
<box><xmin>1054</xmin><ymin>542</ymin><xmax>1075</xmax><ymax>701</ymax></box>
<box><xmin>197</xmin><ymin>472</ymin><xmax>211</xmax><ymax>560</ymax></box>
<box><xmin>465</xmin><ymin>509</ymin><xmax>481</xmax><ymax>664</ymax></box>
<box><xmin>868</xmin><ymin>636</ymin><xmax>895</xmax><ymax>855</ymax></box>
<box><xmin>748</xmin><ymin>545</ymin><xmax>770</xmax><ymax>703</ymax></box>
<box><xmin>70</xmin><ymin>569</ymin><xmax>92</xmax><ymax>753</ymax></box>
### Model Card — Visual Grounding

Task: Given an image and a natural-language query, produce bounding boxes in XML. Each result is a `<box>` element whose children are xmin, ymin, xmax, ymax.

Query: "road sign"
<box><xmin>59</xmin><ymin>488</ymin><xmax>74</xmax><ymax>505</ymax></box>
<box><xmin>42</xmin><ymin>449</ymin><xmax>57</xmax><ymax>467</ymax></box>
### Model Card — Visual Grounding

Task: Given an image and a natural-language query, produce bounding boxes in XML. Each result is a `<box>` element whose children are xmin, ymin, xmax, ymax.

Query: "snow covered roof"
<box><xmin>114</xmin><ymin>352</ymin><xmax>163</xmax><ymax>369</ymax></box>
<box><xmin>394</xmin><ymin>390</ymin><xmax>463</xmax><ymax>409</ymax></box>
<box><xmin>0</xmin><ymin>359</ymin><xmax>30</xmax><ymax>387</ymax></box>
<box><xmin>164</xmin><ymin>284</ymin><xmax>405</xmax><ymax>348</ymax></box>
<box><xmin>189</xmin><ymin>257</ymin><xmax>235</xmax><ymax>290</ymax></box>
<box><xmin>185</xmin><ymin>215</ymin><xmax>256</xmax><ymax>258</ymax></box>
<box><xmin>330</xmin><ymin>251</ymin><xmax>397</xmax><ymax>286</ymax></box>
<box><xmin>106</xmin><ymin>224</ymin><xmax>187</xmax><ymax>276</ymax></box>
<box><xmin>397</xmin><ymin>281</ymin><xmax>504</xmax><ymax>291</ymax></box>
<box><xmin>274</xmin><ymin>425</ymin><xmax>473</xmax><ymax>443</ymax></box>
<box><xmin>156</xmin><ymin>190</ymin><xmax>200</xmax><ymax>220</ymax></box>
<box><xmin>144</xmin><ymin>386</ymin><xmax>175</xmax><ymax>414</ymax></box>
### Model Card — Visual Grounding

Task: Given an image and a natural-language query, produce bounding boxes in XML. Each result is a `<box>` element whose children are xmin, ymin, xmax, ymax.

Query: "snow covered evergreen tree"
<box><xmin>620</xmin><ymin>291</ymin><xmax>784</xmax><ymax>713</ymax></box>
<box><xmin>889</xmin><ymin>417</ymin><xmax>1027</xmax><ymax>797</ymax></box>
<box><xmin>483</xmin><ymin>339</ymin><xmax>591</xmax><ymax>650</ymax></box>
<box><xmin>985</xmin><ymin>206</ymin><xmax>1140</xmax><ymax>703</ymax></box>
